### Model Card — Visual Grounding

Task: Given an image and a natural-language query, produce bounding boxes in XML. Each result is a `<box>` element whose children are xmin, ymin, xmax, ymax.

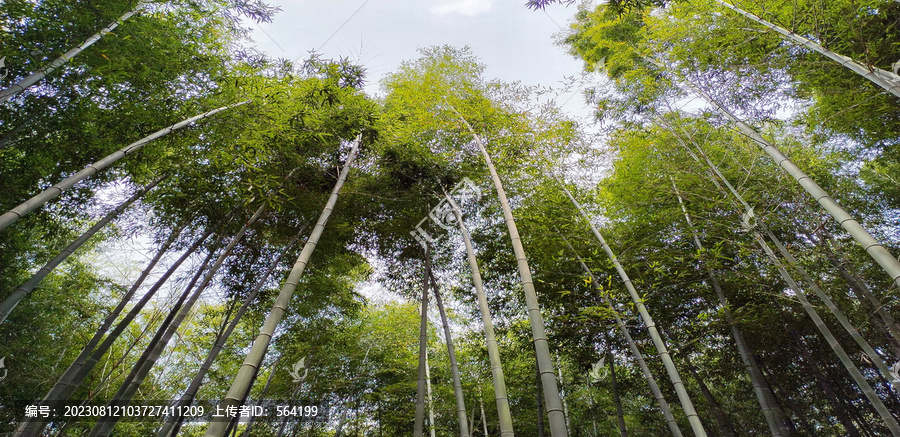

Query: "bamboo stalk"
<box><xmin>445</xmin><ymin>191</ymin><xmax>515</xmax><ymax>436</ymax></box>
<box><xmin>427</xmin><ymin>262</ymin><xmax>469</xmax><ymax>437</ymax></box>
<box><xmin>0</xmin><ymin>4</ymin><xmax>145</xmax><ymax>103</ymax></box>
<box><xmin>203</xmin><ymin>135</ymin><xmax>362</xmax><ymax>437</ymax></box>
<box><xmin>414</xmin><ymin>245</ymin><xmax>431</xmax><ymax>437</ymax></box>
<box><xmin>0</xmin><ymin>174</ymin><xmax>166</xmax><ymax>323</ymax></box>
<box><xmin>712</xmin><ymin>0</ymin><xmax>900</xmax><ymax>99</ymax></box>
<box><xmin>450</xmin><ymin>106</ymin><xmax>568</xmax><ymax>437</ymax></box>
<box><xmin>555</xmin><ymin>178</ymin><xmax>707</xmax><ymax>437</ymax></box>
<box><xmin>0</xmin><ymin>101</ymin><xmax>250</xmax><ymax>232</ymax></box>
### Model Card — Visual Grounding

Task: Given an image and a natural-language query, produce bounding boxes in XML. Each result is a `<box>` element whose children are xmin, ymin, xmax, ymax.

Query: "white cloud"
<box><xmin>429</xmin><ymin>0</ymin><xmax>496</xmax><ymax>17</ymax></box>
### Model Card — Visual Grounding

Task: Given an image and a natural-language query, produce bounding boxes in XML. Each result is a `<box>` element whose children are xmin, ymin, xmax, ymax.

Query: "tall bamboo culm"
<box><xmin>670</xmin><ymin>178</ymin><xmax>790</xmax><ymax>437</ymax></box>
<box><xmin>450</xmin><ymin>107</ymin><xmax>568</xmax><ymax>437</ymax></box>
<box><xmin>0</xmin><ymin>101</ymin><xmax>250</xmax><ymax>232</ymax></box>
<box><xmin>0</xmin><ymin>174</ymin><xmax>166</xmax><ymax>323</ymax></box>
<box><xmin>427</xmin><ymin>262</ymin><xmax>469</xmax><ymax>437</ymax></box>
<box><xmin>673</xmin><ymin>76</ymin><xmax>900</xmax><ymax>289</ymax></box>
<box><xmin>414</xmin><ymin>246</ymin><xmax>431</xmax><ymax>437</ymax></box>
<box><xmin>555</xmin><ymin>178</ymin><xmax>708</xmax><ymax>437</ymax></box>
<box><xmin>560</xmin><ymin>235</ymin><xmax>683</xmax><ymax>437</ymax></box>
<box><xmin>204</xmin><ymin>135</ymin><xmax>362</xmax><ymax>437</ymax></box>
<box><xmin>445</xmin><ymin>192</ymin><xmax>515</xmax><ymax>436</ymax></box>
<box><xmin>0</xmin><ymin>3</ymin><xmax>144</xmax><ymax>103</ymax></box>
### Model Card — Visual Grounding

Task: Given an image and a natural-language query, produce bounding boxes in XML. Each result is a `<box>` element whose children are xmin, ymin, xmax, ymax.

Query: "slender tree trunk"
<box><xmin>445</xmin><ymin>191</ymin><xmax>515</xmax><ymax>436</ymax></box>
<box><xmin>563</xmin><ymin>236</ymin><xmax>683</xmax><ymax>437</ymax></box>
<box><xmin>0</xmin><ymin>101</ymin><xmax>250</xmax><ymax>232</ymax></box>
<box><xmin>556</xmin><ymin>355</ymin><xmax>571</xmax><ymax>433</ymax></box>
<box><xmin>414</xmin><ymin>246</ymin><xmax>431</xmax><ymax>437</ymax></box>
<box><xmin>751</xmin><ymin>232</ymin><xmax>900</xmax><ymax>435</ymax></box>
<box><xmin>451</xmin><ymin>108</ymin><xmax>567</xmax><ymax>437</ymax></box>
<box><xmin>670</xmin><ymin>178</ymin><xmax>790</xmax><ymax>436</ymax></box>
<box><xmin>427</xmin><ymin>267</ymin><xmax>469</xmax><ymax>437</ymax></box>
<box><xmin>480</xmin><ymin>388</ymin><xmax>489</xmax><ymax>437</ymax></box>
<box><xmin>0</xmin><ymin>4</ymin><xmax>144</xmax><ymax>103</ymax></box>
<box><xmin>204</xmin><ymin>135</ymin><xmax>362</xmax><ymax>437</ymax></box>
<box><xmin>556</xmin><ymin>178</ymin><xmax>707</xmax><ymax>437</ymax></box>
<box><xmin>607</xmin><ymin>349</ymin><xmax>628</xmax><ymax>437</ymax></box>
<box><xmin>158</xmin><ymin>230</ymin><xmax>304</xmax><ymax>437</ymax></box>
<box><xmin>711</xmin><ymin>0</ymin><xmax>900</xmax><ymax>98</ymax></box>
<box><xmin>0</xmin><ymin>174</ymin><xmax>166</xmax><ymax>323</ymax></box>
<box><xmin>674</xmin><ymin>76</ymin><xmax>900</xmax><ymax>289</ymax></box>
<box><xmin>13</xmin><ymin>221</ymin><xmax>221</xmax><ymax>437</ymax></box>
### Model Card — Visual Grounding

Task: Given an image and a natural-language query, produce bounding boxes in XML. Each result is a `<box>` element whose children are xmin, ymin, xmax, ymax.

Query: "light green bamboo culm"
<box><xmin>0</xmin><ymin>101</ymin><xmax>251</xmax><ymax>232</ymax></box>
<box><xmin>555</xmin><ymin>177</ymin><xmax>708</xmax><ymax>437</ymax></box>
<box><xmin>449</xmin><ymin>104</ymin><xmax>568</xmax><ymax>437</ymax></box>
<box><xmin>0</xmin><ymin>174</ymin><xmax>166</xmax><ymax>324</ymax></box>
<box><xmin>203</xmin><ymin>135</ymin><xmax>362</xmax><ymax>437</ymax></box>
<box><xmin>0</xmin><ymin>3</ymin><xmax>145</xmax><ymax>103</ymax></box>
<box><xmin>445</xmin><ymin>191</ymin><xmax>515</xmax><ymax>437</ymax></box>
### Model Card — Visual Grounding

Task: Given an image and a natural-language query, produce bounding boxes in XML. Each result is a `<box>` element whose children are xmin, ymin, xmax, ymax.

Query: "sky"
<box><xmin>244</xmin><ymin>0</ymin><xmax>597</xmax><ymax>117</ymax></box>
<box><xmin>241</xmin><ymin>0</ymin><xmax>603</xmax><ymax>305</ymax></box>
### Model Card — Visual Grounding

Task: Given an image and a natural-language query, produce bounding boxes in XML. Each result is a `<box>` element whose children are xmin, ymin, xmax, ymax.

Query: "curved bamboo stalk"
<box><xmin>712</xmin><ymin>0</ymin><xmax>900</xmax><ymax>99</ymax></box>
<box><xmin>0</xmin><ymin>101</ymin><xmax>250</xmax><ymax>232</ymax></box>
<box><xmin>0</xmin><ymin>174</ymin><xmax>166</xmax><ymax>323</ymax></box>
<box><xmin>0</xmin><ymin>3</ymin><xmax>145</xmax><ymax>103</ymax></box>
<box><xmin>450</xmin><ymin>106</ymin><xmax>568</xmax><ymax>437</ymax></box>
<box><xmin>203</xmin><ymin>135</ymin><xmax>362</xmax><ymax>437</ymax></box>
<box><xmin>555</xmin><ymin>178</ymin><xmax>707</xmax><ymax>437</ymax></box>
<box><xmin>427</xmin><ymin>263</ymin><xmax>469</xmax><ymax>437</ymax></box>
<box><xmin>445</xmin><ymin>191</ymin><xmax>515</xmax><ymax>436</ymax></box>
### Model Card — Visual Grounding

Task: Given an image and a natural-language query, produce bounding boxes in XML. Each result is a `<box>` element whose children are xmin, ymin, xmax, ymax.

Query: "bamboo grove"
<box><xmin>1</xmin><ymin>0</ymin><xmax>899</xmax><ymax>435</ymax></box>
